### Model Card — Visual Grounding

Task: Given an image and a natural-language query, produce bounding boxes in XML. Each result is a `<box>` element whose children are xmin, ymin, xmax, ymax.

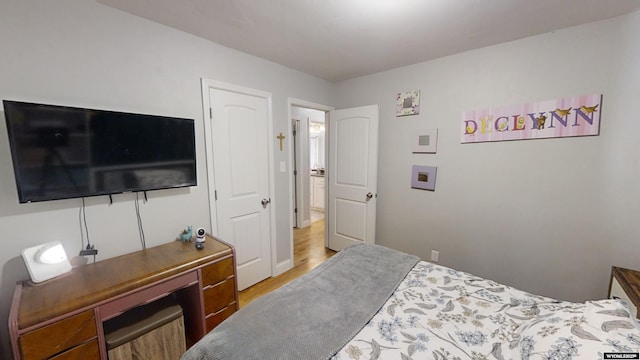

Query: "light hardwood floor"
<box><xmin>238</xmin><ymin>219</ymin><xmax>336</xmax><ymax>307</ymax></box>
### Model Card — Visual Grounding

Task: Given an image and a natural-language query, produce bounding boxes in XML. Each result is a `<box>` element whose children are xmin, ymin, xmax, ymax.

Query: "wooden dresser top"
<box><xmin>16</xmin><ymin>236</ymin><xmax>232</xmax><ymax>329</ymax></box>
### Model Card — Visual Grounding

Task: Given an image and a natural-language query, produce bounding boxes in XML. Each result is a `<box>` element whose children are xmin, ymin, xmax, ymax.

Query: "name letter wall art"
<box><xmin>461</xmin><ymin>94</ymin><xmax>602</xmax><ymax>143</ymax></box>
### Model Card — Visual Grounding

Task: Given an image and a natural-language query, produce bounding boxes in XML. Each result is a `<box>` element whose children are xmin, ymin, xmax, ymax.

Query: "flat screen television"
<box><xmin>3</xmin><ymin>100</ymin><xmax>197</xmax><ymax>203</ymax></box>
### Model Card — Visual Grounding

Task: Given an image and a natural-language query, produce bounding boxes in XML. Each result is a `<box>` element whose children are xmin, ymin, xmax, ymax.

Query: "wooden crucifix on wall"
<box><xmin>277</xmin><ymin>132</ymin><xmax>285</xmax><ymax>151</ymax></box>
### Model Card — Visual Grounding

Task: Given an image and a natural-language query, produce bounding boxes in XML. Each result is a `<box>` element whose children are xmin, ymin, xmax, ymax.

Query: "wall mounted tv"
<box><xmin>3</xmin><ymin>100</ymin><xmax>197</xmax><ymax>203</ymax></box>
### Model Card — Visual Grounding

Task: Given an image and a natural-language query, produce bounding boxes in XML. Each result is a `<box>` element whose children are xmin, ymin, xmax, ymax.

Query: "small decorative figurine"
<box><xmin>554</xmin><ymin>107</ymin><xmax>572</xmax><ymax>117</ymax></box>
<box><xmin>180</xmin><ymin>226</ymin><xmax>193</xmax><ymax>242</ymax></box>
<box><xmin>580</xmin><ymin>104</ymin><xmax>599</xmax><ymax>114</ymax></box>
<box><xmin>536</xmin><ymin>114</ymin><xmax>547</xmax><ymax>130</ymax></box>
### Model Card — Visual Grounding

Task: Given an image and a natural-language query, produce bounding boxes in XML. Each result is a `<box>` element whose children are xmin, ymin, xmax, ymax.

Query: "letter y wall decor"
<box><xmin>461</xmin><ymin>94</ymin><xmax>602</xmax><ymax>143</ymax></box>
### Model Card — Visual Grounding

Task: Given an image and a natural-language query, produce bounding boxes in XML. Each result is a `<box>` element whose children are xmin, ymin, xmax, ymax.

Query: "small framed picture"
<box><xmin>411</xmin><ymin>165</ymin><xmax>437</xmax><ymax>191</ymax></box>
<box><xmin>413</xmin><ymin>129</ymin><xmax>438</xmax><ymax>153</ymax></box>
<box><xmin>396</xmin><ymin>90</ymin><xmax>420</xmax><ymax>116</ymax></box>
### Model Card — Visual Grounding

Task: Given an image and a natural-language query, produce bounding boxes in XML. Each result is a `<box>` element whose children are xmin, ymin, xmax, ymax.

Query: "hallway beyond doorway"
<box><xmin>310</xmin><ymin>209</ymin><xmax>324</xmax><ymax>223</ymax></box>
<box><xmin>238</xmin><ymin>219</ymin><xmax>335</xmax><ymax>307</ymax></box>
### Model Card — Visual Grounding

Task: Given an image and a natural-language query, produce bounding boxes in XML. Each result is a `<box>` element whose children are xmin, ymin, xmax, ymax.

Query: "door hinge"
<box><xmin>294</xmin><ymin>208</ymin><xmax>298</xmax><ymax>213</ymax></box>
<box><xmin>294</xmin><ymin>170</ymin><xmax>297</xmax><ymax>176</ymax></box>
<box><xmin>214</xmin><ymin>190</ymin><xmax>217</xmax><ymax>200</ymax></box>
<box><xmin>209</xmin><ymin>107</ymin><xmax>212</xmax><ymax>119</ymax></box>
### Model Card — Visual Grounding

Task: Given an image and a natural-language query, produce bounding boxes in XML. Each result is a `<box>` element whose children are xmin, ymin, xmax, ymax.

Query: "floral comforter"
<box><xmin>333</xmin><ymin>261</ymin><xmax>640</xmax><ymax>360</ymax></box>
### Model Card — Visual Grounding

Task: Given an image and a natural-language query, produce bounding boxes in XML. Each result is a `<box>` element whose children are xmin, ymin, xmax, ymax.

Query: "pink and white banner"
<box><xmin>461</xmin><ymin>94</ymin><xmax>602</xmax><ymax>143</ymax></box>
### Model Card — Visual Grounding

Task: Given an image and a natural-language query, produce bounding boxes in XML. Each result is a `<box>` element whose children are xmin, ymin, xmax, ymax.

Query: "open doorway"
<box><xmin>292</xmin><ymin>106</ymin><xmax>326</xmax><ymax>229</ymax></box>
<box><xmin>288</xmin><ymin>99</ymin><xmax>333</xmax><ymax>267</ymax></box>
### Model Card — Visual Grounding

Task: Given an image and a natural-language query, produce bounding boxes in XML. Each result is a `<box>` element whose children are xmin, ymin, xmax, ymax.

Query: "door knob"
<box><xmin>366</xmin><ymin>192</ymin><xmax>373</xmax><ymax>201</ymax></box>
<box><xmin>261</xmin><ymin>198</ymin><xmax>271</xmax><ymax>207</ymax></box>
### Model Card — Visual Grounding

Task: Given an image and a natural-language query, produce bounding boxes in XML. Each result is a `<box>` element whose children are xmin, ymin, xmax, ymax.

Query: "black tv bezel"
<box><xmin>3</xmin><ymin>100</ymin><xmax>197</xmax><ymax>203</ymax></box>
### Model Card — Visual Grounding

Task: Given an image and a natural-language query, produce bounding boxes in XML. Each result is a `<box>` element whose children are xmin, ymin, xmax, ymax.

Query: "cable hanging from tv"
<box><xmin>78</xmin><ymin>198</ymin><xmax>98</xmax><ymax>261</ymax></box>
<box><xmin>135</xmin><ymin>192</ymin><xmax>147</xmax><ymax>250</ymax></box>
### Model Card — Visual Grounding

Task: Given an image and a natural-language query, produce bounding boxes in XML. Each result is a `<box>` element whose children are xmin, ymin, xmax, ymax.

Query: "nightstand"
<box><xmin>609</xmin><ymin>266</ymin><xmax>640</xmax><ymax>319</ymax></box>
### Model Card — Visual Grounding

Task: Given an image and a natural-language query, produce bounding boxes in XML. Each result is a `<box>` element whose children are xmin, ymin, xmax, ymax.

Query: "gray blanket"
<box><xmin>181</xmin><ymin>243</ymin><xmax>420</xmax><ymax>360</ymax></box>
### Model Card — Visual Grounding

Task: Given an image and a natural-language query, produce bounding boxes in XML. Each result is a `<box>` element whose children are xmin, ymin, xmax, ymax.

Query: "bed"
<box><xmin>182</xmin><ymin>244</ymin><xmax>640</xmax><ymax>360</ymax></box>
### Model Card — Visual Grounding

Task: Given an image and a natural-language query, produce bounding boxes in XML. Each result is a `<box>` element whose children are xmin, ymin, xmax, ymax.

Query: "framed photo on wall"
<box><xmin>411</xmin><ymin>165</ymin><xmax>437</xmax><ymax>191</ymax></box>
<box><xmin>412</xmin><ymin>129</ymin><xmax>438</xmax><ymax>153</ymax></box>
<box><xmin>396</xmin><ymin>90</ymin><xmax>420</xmax><ymax>116</ymax></box>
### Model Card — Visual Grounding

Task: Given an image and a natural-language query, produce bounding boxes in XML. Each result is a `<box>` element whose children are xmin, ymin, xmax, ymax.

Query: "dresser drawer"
<box><xmin>19</xmin><ymin>309</ymin><xmax>97</xmax><ymax>359</ymax></box>
<box><xmin>203</xmin><ymin>280</ymin><xmax>236</xmax><ymax>315</ymax></box>
<box><xmin>201</xmin><ymin>257</ymin><xmax>234</xmax><ymax>287</ymax></box>
<box><xmin>50</xmin><ymin>339</ymin><xmax>100</xmax><ymax>360</ymax></box>
<box><xmin>205</xmin><ymin>306</ymin><xmax>236</xmax><ymax>333</ymax></box>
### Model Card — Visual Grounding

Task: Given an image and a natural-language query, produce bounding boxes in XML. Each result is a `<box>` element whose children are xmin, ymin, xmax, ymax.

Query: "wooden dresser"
<box><xmin>8</xmin><ymin>235</ymin><xmax>238</xmax><ymax>360</ymax></box>
<box><xmin>609</xmin><ymin>266</ymin><xmax>640</xmax><ymax>319</ymax></box>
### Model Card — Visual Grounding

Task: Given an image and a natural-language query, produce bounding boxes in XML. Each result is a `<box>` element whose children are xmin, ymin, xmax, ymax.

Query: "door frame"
<box><xmin>202</xmin><ymin>78</ymin><xmax>277</xmax><ymax>275</ymax></box>
<box><xmin>287</xmin><ymin>98</ymin><xmax>334</xmax><ymax>270</ymax></box>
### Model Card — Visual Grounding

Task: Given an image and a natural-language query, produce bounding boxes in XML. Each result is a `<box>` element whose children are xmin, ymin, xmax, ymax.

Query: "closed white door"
<box><xmin>328</xmin><ymin>105</ymin><xmax>379</xmax><ymax>251</ymax></box>
<box><xmin>206</xmin><ymin>83</ymin><xmax>273</xmax><ymax>291</ymax></box>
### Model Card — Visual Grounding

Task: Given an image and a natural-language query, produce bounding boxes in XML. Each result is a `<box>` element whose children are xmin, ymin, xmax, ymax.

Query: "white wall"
<box><xmin>311</xmin><ymin>129</ymin><xmax>326</xmax><ymax>169</ymax></box>
<box><xmin>335</xmin><ymin>11</ymin><xmax>640</xmax><ymax>303</ymax></box>
<box><xmin>0</xmin><ymin>1</ymin><xmax>333</xmax><ymax>357</ymax></box>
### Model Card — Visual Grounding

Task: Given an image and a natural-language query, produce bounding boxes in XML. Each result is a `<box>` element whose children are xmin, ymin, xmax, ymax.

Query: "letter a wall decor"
<box><xmin>461</xmin><ymin>94</ymin><xmax>602</xmax><ymax>143</ymax></box>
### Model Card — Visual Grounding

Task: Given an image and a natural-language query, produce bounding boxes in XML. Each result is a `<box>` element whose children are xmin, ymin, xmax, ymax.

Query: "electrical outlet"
<box><xmin>79</xmin><ymin>244</ymin><xmax>98</xmax><ymax>256</ymax></box>
<box><xmin>431</xmin><ymin>250</ymin><xmax>440</xmax><ymax>263</ymax></box>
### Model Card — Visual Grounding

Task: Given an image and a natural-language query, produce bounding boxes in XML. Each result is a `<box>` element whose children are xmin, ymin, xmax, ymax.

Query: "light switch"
<box><xmin>280</xmin><ymin>161</ymin><xmax>287</xmax><ymax>173</ymax></box>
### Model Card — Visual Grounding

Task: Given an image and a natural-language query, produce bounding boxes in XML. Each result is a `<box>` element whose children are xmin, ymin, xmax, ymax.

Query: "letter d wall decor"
<box><xmin>461</xmin><ymin>94</ymin><xmax>602</xmax><ymax>144</ymax></box>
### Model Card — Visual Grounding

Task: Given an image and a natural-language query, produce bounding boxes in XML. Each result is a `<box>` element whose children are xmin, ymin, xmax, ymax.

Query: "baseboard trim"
<box><xmin>273</xmin><ymin>259</ymin><xmax>293</xmax><ymax>277</ymax></box>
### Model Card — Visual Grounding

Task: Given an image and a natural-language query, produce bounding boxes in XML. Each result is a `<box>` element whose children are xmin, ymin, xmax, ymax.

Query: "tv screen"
<box><xmin>3</xmin><ymin>100</ymin><xmax>197</xmax><ymax>203</ymax></box>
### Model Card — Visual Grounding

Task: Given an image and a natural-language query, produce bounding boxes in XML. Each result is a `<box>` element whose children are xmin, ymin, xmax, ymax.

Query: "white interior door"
<box><xmin>206</xmin><ymin>84</ymin><xmax>273</xmax><ymax>291</ymax></box>
<box><xmin>328</xmin><ymin>105</ymin><xmax>379</xmax><ymax>251</ymax></box>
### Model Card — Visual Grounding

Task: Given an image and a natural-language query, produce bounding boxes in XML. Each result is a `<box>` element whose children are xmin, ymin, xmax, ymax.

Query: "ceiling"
<box><xmin>98</xmin><ymin>0</ymin><xmax>640</xmax><ymax>82</ymax></box>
